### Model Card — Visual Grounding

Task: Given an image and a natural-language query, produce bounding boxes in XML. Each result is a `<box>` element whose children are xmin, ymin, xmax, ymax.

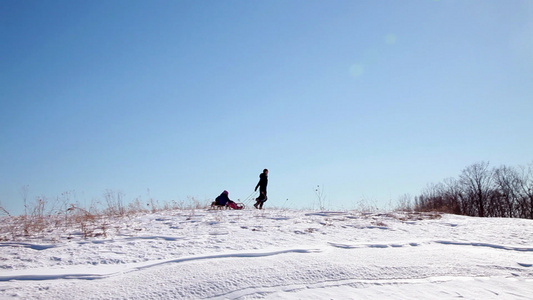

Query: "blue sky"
<box><xmin>1</xmin><ymin>0</ymin><xmax>532</xmax><ymax>214</ymax></box>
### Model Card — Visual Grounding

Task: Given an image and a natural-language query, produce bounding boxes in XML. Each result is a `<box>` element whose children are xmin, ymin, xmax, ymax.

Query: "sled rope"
<box><xmin>242</xmin><ymin>191</ymin><xmax>258</xmax><ymax>207</ymax></box>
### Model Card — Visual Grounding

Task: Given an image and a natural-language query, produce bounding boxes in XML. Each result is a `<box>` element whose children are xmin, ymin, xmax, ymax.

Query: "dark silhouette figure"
<box><xmin>254</xmin><ymin>169</ymin><xmax>268</xmax><ymax>209</ymax></box>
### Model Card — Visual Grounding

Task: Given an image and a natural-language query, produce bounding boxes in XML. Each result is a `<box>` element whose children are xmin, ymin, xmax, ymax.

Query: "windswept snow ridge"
<box><xmin>1</xmin><ymin>210</ymin><xmax>532</xmax><ymax>299</ymax></box>
<box><xmin>434</xmin><ymin>240</ymin><xmax>533</xmax><ymax>252</ymax></box>
<box><xmin>0</xmin><ymin>248</ymin><xmax>321</xmax><ymax>282</ymax></box>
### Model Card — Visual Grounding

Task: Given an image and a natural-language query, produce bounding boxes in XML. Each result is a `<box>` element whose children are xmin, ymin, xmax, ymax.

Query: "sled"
<box><xmin>210</xmin><ymin>201</ymin><xmax>245</xmax><ymax>210</ymax></box>
<box><xmin>228</xmin><ymin>201</ymin><xmax>245</xmax><ymax>210</ymax></box>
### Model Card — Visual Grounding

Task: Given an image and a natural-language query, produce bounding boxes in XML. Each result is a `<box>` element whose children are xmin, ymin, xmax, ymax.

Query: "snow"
<box><xmin>1</xmin><ymin>209</ymin><xmax>532</xmax><ymax>299</ymax></box>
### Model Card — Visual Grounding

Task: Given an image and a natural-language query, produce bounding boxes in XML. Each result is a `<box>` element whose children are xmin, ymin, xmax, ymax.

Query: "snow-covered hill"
<box><xmin>1</xmin><ymin>209</ymin><xmax>532</xmax><ymax>299</ymax></box>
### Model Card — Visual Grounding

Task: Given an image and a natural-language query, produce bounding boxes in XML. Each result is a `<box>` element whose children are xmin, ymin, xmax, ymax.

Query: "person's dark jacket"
<box><xmin>255</xmin><ymin>173</ymin><xmax>268</xmax><ymax>194</ymax></box>
<box><xmin>215</xmin><ymin>192</ymin><xmax>230</xmax><ymax>206</ymax></box>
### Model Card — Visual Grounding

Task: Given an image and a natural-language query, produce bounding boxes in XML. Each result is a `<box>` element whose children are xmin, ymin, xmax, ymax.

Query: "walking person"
<box><xmin>254</xmin><ymin>169</ymin><xmax>268</xmax><ymax>209</ymax></box>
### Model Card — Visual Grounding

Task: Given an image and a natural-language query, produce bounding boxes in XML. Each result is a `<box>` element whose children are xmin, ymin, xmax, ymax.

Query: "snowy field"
<box><xmin>1</xmin><ymin>209</ymin><xmax>532</xmax><ymax>299</ymax></box>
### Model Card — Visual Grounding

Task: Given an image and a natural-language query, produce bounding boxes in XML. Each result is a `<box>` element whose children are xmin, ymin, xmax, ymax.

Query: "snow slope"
<box><xmin>1</xmin><ymin>209</ymin><xmax>532</xmax><ymax>299</ymax></box>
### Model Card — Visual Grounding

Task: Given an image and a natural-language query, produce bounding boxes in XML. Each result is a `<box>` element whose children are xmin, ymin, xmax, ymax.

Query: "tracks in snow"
<box><xmin>2</xmin><ymin>238</ymin><xmax>531</xmax><ymax>283</ymax></box>
<box><xmin>328</xmin><ymin>240</ymin><xmax>533</xmax><ymax>252</ymax></box>
<box><xmin>0</xmin><ymin>248</ymin><xmax>321</xmax><ymax>282</ymax></box>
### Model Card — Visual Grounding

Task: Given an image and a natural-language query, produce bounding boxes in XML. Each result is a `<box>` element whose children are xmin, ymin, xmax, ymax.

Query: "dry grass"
<box><xmin>0</xmin><ymin>194</ymin><xmax>209</xmax><ymax>242</ymax></box>
<box><xmin>0</xmin><ymin>194</ymin><xmax>444</xmax><ymax>243</ymax></box>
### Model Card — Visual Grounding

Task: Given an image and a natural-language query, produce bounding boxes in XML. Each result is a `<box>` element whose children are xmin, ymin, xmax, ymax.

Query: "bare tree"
<box><xmin>459</xmin><ymin>162</ymin><xmax>493</xmax><ymax>217</ymax></box>
<box><xmin>417</xmin><ymin>183</ymin><xmax>446</xmax><ymax>212</ymax></box>
<box><xmin>413</xmin><ymin>161</ymin><xmax>533</xmax><ymax>219</ymax></box>
<box><xmin>517</xmin><ymin>163</ymin><xmax>533</xmax><ymax>219</ymax></box>
<box><xmin>493</xmin><ymin>165</ymin><xmax>520</xmax><ymax>217</ymax></box>
<box><xmin>442</xmin><ymin>177</ymin><xmax>463</xmax><ymax>215</ymax></box>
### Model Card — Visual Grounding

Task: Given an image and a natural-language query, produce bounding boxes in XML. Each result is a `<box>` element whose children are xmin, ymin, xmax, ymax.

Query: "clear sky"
<box><xmin>1</xmin><ymin>0</ymin><xmax>532</xmax><ymax>215</ymax></box>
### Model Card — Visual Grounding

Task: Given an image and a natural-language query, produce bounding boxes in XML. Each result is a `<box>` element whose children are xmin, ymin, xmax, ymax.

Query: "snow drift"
<box><xmin>1</xmin><ymin>209</ymin><xmax>532</xmax><ymax>299</ymax></box>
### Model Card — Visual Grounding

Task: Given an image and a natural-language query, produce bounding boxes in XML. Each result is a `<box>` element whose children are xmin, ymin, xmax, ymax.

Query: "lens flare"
<box><xmin>385</xmin><ymin>34</ymin><xmax>397</xmax><ymax>45</ymax></box>
<box><xmin>349</xmin><ymin>64</ymin><xmax>365</xmax><ymax>77</ymax></box>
